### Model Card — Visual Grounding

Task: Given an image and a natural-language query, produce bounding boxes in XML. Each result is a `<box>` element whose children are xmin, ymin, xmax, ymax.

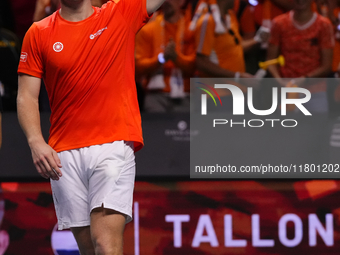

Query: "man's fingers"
<box><xmin>52</xmin><ymin>151</ymin><xmax>63</xmax><ymax>171</ymax></box>
<box><xmin>35</xmin><ymin>162</ymin><xmax>49</xmax><ymax>179</ymax></box>
<box><xmin>41</xmin><ymin>157</ymin><xmax>60</xmax><ymax>180</ymax></box>
<box><xmin>48</xmin><ymin>152</ymin><xmax>63</xmax><ymax>179</ymax></box>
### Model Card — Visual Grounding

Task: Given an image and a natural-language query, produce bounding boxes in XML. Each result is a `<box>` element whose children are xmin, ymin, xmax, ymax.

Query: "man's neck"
<box><xmin>59</xmin><ymin>1</ymin><xmax>94</xmax><ymax>22</ymax></box>
<box><xmin>293</xmin><ymin>8</ymin><xmax>314</xmax><ymax>25</ymax></box>
<box><xmin>164</xmin><ymin>11</ymin><xmax>181</xmax><ymax>24</ymax></box>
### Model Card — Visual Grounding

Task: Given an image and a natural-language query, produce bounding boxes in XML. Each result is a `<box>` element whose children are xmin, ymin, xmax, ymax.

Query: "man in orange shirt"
<box><xmin>17</xmin><ymin>0</ymin><xmax>165</xmax><ymax>254</ymax></box>
<box><xmin>135</xmin><ymin>0</ymin><xmax>196</xmax><ymax>112</ymax></box>
<box><xmin>267</xmin><ymin>0</ymin><xmax>334</xmax><ymax>113</ymax></box>
<box><xmin>195</xmin><ymin>0</ymin><xmax>264</xmax><ymax>79</ymax></box>
<box><xmin>194</xmin><ymin>0</ymin><xmax>268</xmax><ymax>109</ymax></box>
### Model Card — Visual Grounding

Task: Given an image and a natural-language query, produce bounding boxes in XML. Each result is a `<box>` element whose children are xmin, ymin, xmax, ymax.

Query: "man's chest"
<box><xmin>41</xmin><ymin>21</ymin><xmax>127</xmax><ymax>73</ymax></box>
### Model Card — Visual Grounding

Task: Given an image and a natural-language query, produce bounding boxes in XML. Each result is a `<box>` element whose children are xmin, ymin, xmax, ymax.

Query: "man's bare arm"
<box><xmin>146</xmin><ymin>0</ymin><xmax>166</xmax><ymax>15</ymax></box>
<box><xmin>17</xmin><ymin>74</ymin><xmax>62</xmax><ymax>180</ymax></box>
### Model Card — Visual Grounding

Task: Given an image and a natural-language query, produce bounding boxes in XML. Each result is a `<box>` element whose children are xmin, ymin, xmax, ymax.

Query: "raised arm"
<box><xmin>146</xmin><ymin>0</ymin><xmax>166</xmax><ymax>15</ymax></box>
<box><xmin>17</xmin><ymin>74</ymin><xmax>62</xmax><ymax>180</ymax></box>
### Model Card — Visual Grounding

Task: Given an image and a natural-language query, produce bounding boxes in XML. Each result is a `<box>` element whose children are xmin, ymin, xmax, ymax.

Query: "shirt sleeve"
<box><xmin>17</xmin><ymin>23</ymin><xmax>44</xmax><ymax>78</ymax></box>
<box><xmin>195</xmin><ymin>14</ymin><xmax>215</xmax><ymax>56</ymax></box>
<box><xmin>319</xmin><ymin>18</ymin><xmax>335</xmax><ymax>49</ymax></box>
<box><xmin>112</xmin><ymin>0</ymin><xmax>152</xmax><ymax>33</ymax></box>
<box><xmin>269</xmin><ymin>17</ymin><xmax>281</xmax><ymax>46</ymax></box>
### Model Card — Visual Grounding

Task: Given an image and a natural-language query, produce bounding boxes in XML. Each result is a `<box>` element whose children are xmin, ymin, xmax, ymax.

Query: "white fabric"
<box><xmin>51</xmin><ymin>141</ymin><xmax>135</xmax><ymax>230</ymax></box>
<box><xmin>169</xmin><ymin>68</ymin><xmax>185</xmax><ymax>98</ymax></box>
<box><xmin>147</xmin><ymin>74</ymin><xmax>166</xmax><ymax>89</ymax></box>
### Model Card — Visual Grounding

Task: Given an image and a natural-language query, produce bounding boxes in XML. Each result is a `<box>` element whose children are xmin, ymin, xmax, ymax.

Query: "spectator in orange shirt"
<box><xmin>267</xmin><ymin>0</ymin><xmax>334</xmax><ymax>113</ymax></box>
<box><xmin>194</xmin><ymin>0</ymin><xmax>270</xmax><ymax>110</ymax></box>
<box><xmin>135</xmin><ymin>0</ymin><xmax>196</xmax><ymax>112</ymax></box>
<box><xmin>237</xmin><ymin>0</ymin><xmax>293</xmax><ymax>74</ymax></box>
<box><xmin>195</xmin><ymin>0</ymin><xmax>268</xmax><ymax>79</ymax></box>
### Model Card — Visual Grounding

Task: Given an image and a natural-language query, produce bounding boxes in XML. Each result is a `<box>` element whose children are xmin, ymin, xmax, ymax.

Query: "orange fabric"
<box><xmin>252</xmin><ymin>0</ymin><xmax>286</xmax><ymax>26</ymax></box>
<box><xmin>233</xmin><ymin>0</ymin><xmax>240</xmax><ymax>13</ymax></box>
<box><xmin>135</xmin><ymin>14</ymin><xmax>196</xmax><ymax>93</ymax></box>
<box><xmin>312</xmin><ymin>1</ymin><xmax>318</xmax><ymax>12</ymax></box>
<box><xmin>263</xmin><ymin>0</ymin><xmax>271</xmax><ymax>20</ymax></box>
<box><xmin>239</xmin><ymin>6</ymin><xmax>257</xmax><ymax>35</ymax></box>
<box><xmin>332</xmin><ymin>7</ymin><xmax>340</xmax><ymax>72</ymax></box>
<box><xmin>270</xmin><ymin>11</ymin><xmax>334</xmax><ymax>93</ymax></box>
<box><xmin>195</xmin><ymin>11</ymin><xmax>245</xmax><ymax>74</ymax></box>
<box><xmin>18</xmin><ymin>0</ymin><xmax>151</xmax><ymax>152</ymax></box>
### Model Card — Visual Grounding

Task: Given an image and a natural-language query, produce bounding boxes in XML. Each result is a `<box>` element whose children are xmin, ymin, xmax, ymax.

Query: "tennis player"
<box><xmin>17</xmin><ymin>0</ymin><xmax>164</xmax><ymax>254</ymax></box>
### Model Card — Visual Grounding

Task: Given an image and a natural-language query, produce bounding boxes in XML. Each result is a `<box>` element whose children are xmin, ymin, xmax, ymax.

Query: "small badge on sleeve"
<box><xmin>20</xmin><ymin>52</ymin><xmax>28</xmax><ymax>62</ymax></box>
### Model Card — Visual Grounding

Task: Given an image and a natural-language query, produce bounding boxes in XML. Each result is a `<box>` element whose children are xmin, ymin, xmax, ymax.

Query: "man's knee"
<box><xmin>92</xmin><ymin>237</ymin><xmax>123</xmax><ymax>255</ymax></box>
<box><xmin>90</xmin><ymin>207</ymin><xmax>125</xmax><ymax>255</ymax></box>
<box><xmin>71</xmin><ymin>226</ymin><xmax>95</xmax><ymax>255</ymax></box>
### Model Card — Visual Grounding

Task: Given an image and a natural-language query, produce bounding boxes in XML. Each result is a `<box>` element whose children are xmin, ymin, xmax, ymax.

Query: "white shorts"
<box><xmin>51</xmin><ymin>141</ymin><xmax>135</xmax><ymax>230</ymax></box>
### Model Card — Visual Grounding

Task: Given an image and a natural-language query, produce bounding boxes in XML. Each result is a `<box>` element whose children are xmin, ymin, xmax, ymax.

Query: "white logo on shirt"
<box><xmin>53</xmin><ymin>42</ymin><xmax>64</xmax><ymax>52</ymax></box>
<box><xmin>20</xmin><ymin>52</ymin><xmax>28</xmax><ymax>62</ymax></box>
<box><xmin>90</xmin><ymin>27</ymin><xmax>107</xmax><ymax>40</ymax></box>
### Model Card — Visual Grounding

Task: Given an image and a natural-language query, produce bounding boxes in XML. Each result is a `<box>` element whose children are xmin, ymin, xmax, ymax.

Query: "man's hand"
<box><xmin>29</xmin><ymin>139</ymin><xmax>62</xmax><ymax>180</ymax></box>
<box><xmin>164</xmin><ymin>39</ymin><xmax>177</xmax><ymax>62</ymax></box>
<box><xmin>254</xmin><ymin>26</ymin><xmax>270</xmax><ymax>44</ymax></box>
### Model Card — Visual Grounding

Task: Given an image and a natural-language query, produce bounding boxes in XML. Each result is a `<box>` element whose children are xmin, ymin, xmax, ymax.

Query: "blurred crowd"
<box><xmin>1</xmin><ymin>0</ymin><xmax>340</xmax><ymax>114</ymax></box>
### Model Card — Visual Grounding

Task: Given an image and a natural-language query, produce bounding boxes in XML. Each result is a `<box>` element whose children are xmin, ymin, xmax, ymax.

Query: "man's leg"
<box><xmin>90</xmin><ymin>207</ymin><xmax>126</xmax><ymax>255</ymax></box>
<box><xmin>71</xmin><ymin>226</ymin><xmax>95</xmax><ymax>255</ymax></box>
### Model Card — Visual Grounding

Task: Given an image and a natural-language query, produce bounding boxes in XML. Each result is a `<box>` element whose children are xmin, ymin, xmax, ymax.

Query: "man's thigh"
<box><xmin>52</xmin><ymin>141</ymin><xmax>135</xmax><ymax>231</ymax></box>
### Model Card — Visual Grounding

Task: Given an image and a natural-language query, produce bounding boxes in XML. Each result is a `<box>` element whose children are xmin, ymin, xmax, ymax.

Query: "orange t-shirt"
<box><xmin>135</xmin><ymin>14</ymin><xmax>196</xmax><ymax>93</ymax></box>
<box><xmin>270</xmin><ymin>11</ymin><xmax>334</xmax><ymax>78</ymax></box>
<box><xmin>18</xmin><ymin>0</ymin><xmax>151</xmax><ymax>152</ymax></box>
<box><xmin>195</xmin><ymin>11</ymin><xmax>245</xmax><ymax>74</ymax></box>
